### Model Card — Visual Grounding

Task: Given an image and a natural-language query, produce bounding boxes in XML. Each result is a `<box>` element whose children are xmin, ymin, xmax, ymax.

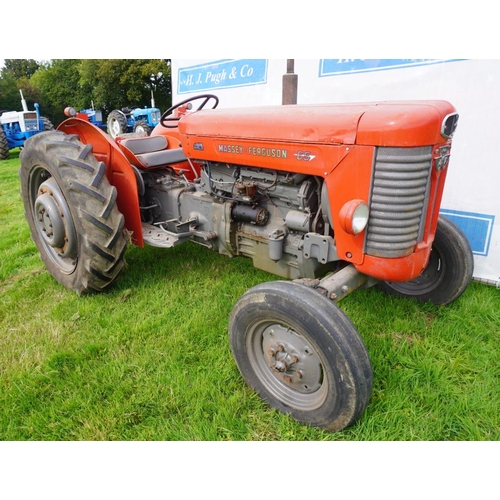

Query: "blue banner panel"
<box><xmin>178</xmin><ymin>59</ymin><xmax>268</xmax><ymax>94</ymax></box>
<box><xmin>440</xmin><ymin>209</ymin><xmax>496</xmax><ymax>256</ymax></box>
<box><xmin>319</xmin><ymin>59</ymin><xmax>464</xmax><ymax>77</ymax></box>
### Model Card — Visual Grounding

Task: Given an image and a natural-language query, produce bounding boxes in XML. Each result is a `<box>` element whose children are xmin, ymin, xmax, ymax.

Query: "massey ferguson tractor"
<box><xmin>19</xmin><ymin>94</ymin><xmax>473</xmax><ymax>432</ymax></box>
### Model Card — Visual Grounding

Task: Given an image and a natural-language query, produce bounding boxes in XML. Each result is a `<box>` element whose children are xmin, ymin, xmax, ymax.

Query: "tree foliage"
<box><xmin>30</xmin><ymin>60</ymin><xmax>83</xmax><ymax>124</ymax></box>
<box><xmin>0</xmin><ymin>69</ymin><xmax>19</xmax><ymax>111</ymax></box>
<box><xmin>1</xmin><ymin>59</ymin><xmax>172</xmax><ymax>126</ymax></box>
<box><xmin>4</xmin><ymin>59</ymin><xmax>40</xmax><ymax>79</ymax></box>
<box><xmin>78</xmin><ymin>59</ymin><xmax>172</xmax><ymax>114</ymax></box>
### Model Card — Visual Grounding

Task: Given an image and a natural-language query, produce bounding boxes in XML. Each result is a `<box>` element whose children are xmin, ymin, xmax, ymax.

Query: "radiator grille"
<box><xmin>365</xmin><ymin>146</ymin><xmax>433</xmax><ymax>258</ymax></box>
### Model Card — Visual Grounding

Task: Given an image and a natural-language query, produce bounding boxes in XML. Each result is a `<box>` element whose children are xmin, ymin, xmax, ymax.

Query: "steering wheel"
<box><xmin>160</xmin><ymin>94</ymin><xmax>219</xmax><ymax>128</ymax></box>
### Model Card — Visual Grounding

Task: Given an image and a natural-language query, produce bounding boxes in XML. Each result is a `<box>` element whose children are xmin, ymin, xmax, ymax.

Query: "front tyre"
<box><xmin>133</xmin><ymin>120</ymin><xmax>152</xmax><ymax>136</ymax></box>
<box><xmin>229</xmin><ymin>281</ymin><xmax>373</xmax><ymax>432</ymax></box>
<box><xmin>378</xmin><ymin>216</ymin><xmax>474</xmax><ymax>305</ymax></box>
<box><xmin>19</xmin><ymin>131</ymin><xmax>128</xmax><ymax>295</ymax></box>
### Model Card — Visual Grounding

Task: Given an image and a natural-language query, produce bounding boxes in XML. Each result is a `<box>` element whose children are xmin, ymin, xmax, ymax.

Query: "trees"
<box><xmin>30</xmin><ymin>60</ymin><xmax>83</xmax><ymax>124</ymax></box>
<box><xmin>3</xmin><ymin>59</ymin><xmax>40</xmax><ymax>79</ymax></box>
<box><xmin>78</xmin><ymin>59</ymin><xmax>172</xmax><ymax>114</ymax></box>
<box><xmin>0</xmin><ymin>59</ymin><xmax>172</xmax><ymax>127</ymax></box>
<box><xmin>0</xmin><ymin>68</ymin><xmax>20</xmax><ymax>111</ymax></box>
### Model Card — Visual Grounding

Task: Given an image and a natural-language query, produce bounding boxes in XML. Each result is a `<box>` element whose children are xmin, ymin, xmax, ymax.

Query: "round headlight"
<box><xmin>64</xmin><ymin>106</ymin><xmax>77</xmax><ymax>118</ymax></box>
<box><xmin>339</xmin><ymin>200</ymin><xmax>369</xmax><ymax>235</ymax></box>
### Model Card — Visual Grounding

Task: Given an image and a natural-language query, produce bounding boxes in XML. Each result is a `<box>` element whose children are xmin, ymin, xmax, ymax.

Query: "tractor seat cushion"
<box><xmin>136</xmin><ymin>148</ymin><xmax>188</xmax><ymax>168</ymax></box>
<box><xmin>120</xmin><ymin>135</ymin><xmax>168</xmax><ymax>154</ymax></box>
<box><xmin>119</xmin><ymin>135</ymin><xmax>188</xmax><ymax>167</ymax></box>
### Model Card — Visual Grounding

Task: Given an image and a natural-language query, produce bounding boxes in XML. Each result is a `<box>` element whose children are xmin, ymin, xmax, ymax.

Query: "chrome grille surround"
<box><xmin>365</xmin><ymin>146</ymin><xmax>433</xmax><ymax>258</ymax></box>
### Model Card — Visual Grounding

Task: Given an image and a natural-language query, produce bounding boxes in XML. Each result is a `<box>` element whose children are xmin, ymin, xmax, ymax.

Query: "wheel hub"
<box><xmin>34</xmin><ymin>177</ymin><xmax>78</xmax><ymax>261</ymax></box>
<box><xmin>262</xmin><ymin>324</ymin><xmax>322</xmax><ymax>394</ymax></box>
<box><xmin>110</xmin><ymin>120</ymin><xmax>120</xmax><ymax>136</ymax></box>
<box><xmin>35</xmin><ymin>192</ymin><xmax>66</xmax><ymax>249</ymax></box>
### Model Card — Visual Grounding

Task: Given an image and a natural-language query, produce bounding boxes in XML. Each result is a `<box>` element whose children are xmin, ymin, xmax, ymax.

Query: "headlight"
<box><xmin>64</xmin><ymin>107</ymin><xmax>77</xmax><ymax>117</ymax></box>
<box><xmin>339</xmin><ymin>200</ymin><xmax>369</xmax><ymax>235</ymax></box>
<box><xmin>441</xmin><ymin>112</ymin><xmax>459</xmax><ymax>139</ymax></box>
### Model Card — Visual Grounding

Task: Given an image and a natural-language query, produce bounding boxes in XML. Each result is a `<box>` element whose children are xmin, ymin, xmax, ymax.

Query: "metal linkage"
<box><xmin>295</xmin><ymin>264</ymin><xmax>379</xmax><ymax>303</ymax></box>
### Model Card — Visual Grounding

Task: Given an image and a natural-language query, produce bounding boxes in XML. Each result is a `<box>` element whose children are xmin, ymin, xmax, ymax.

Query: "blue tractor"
<box><xmin>106</xmin><ymin>92</ymin><xmax>161</xmax><ymax>139</ymax></box>
<box><xmin>0</xmin><ymin>90</ymin><xmax>53</xmax><ymax>160</ymax></box>
<box><xmin>78</xmin><ymin>105</ymin><xmax>106</xmax><ymax>130</ymax></box>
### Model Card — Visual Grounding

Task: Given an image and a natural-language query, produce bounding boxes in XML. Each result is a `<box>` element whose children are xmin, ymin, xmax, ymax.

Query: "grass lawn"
<box><xmin>1</xmin><ymin>148</ymin><xmax>499</xmax><ymax>441</ymax></box>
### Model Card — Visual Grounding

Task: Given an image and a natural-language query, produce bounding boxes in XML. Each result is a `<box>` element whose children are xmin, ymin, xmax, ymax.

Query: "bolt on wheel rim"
<box><xmin>246</xmin><ymin>320</ymin><xmax>328</xmax><ymax>411</ymax></box>
<box><xmin>35</xmin><ymin>192</ymin><xmax>66</xmax><ymax>249</ymax></box>
<box><xmin>110</xmin><ymin>119</ymin><xmax>121</xmax><ymax>137</ymax></box>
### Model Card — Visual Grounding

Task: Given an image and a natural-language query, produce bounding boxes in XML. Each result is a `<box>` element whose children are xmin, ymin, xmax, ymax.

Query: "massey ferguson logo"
<box><xmin>216</xmin><ymin>144</ymin><xmax>316</xmax><ymax>162</ymax></box>
<box><xmin>218</xmin><ymin>144</ymin><xmax>288</xmax><ymax>159</ymax></box>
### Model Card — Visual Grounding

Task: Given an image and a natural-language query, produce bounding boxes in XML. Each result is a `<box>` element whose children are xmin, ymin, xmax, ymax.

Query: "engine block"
<box><xmin>139</xmin><ymin>162</ymin><xmax>338</xmax><ymax>279</ymax></box>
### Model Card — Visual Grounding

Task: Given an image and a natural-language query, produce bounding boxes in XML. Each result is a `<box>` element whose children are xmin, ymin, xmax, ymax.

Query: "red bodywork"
<box><xmin>58</xmin><ymin>118</ymin><xmax>145</xmax><ymax>246</ymax></box>
<box><xmin>177</xmin><ymin>101</ymin><xmax>455</xmax><ymax>282</ymax></box>
<box><xmin>57</xmin><ymin>100</ymin><xmax>456</xmax><ymax>283</ymax></box>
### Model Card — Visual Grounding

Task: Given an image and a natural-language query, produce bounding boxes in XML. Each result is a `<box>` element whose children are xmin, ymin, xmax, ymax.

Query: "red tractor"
<box><xmin>19</xmin><ymin>94</ymin><xmax>473</xmax><ymax>432</ymax></box>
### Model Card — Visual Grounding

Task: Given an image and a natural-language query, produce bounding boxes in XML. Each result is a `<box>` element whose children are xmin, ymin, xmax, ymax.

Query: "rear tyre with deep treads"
<box><xmin>19</xmin><ymin>131</ymin><xmax>128</xmax><ymax>295</ymax></box>
<box><xmin>40</xmin><ymin>116</ymin><xmax>54</xmax><ymax>131</ymax></box>
<box><xmin>107</xmin><ymin>110</ymin><xmax>128</xmax><ymax>139</ymax></box>
<box><xmin>0</xmin><ymin>127</ymin><xmax>9</xmax><ymax>160</ymax></box>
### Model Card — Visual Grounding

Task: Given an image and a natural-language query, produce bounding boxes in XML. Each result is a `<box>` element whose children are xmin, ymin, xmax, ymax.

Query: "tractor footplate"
<box><xmin>142</xmin><ymin>223</ymin><xmax>183</xmax><ymax>247</ymax></box>
<box><xmin>142</xmin><ymin>221</ymin><xmax>217</xmax><ymax>248</ymax></box>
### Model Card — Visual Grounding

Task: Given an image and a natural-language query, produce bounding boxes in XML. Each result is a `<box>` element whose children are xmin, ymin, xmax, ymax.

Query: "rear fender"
<box><xmin>57</xmin><ymin>118</ymin><xmax>143</xmax><ymax>246</ymax></box>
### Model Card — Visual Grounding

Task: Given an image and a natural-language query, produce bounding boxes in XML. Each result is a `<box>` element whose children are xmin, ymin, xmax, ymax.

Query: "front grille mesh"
<box><xmin>365</xmin><ymin>146</ymin><xmax>432</xmax><ymax>258</ymax></box>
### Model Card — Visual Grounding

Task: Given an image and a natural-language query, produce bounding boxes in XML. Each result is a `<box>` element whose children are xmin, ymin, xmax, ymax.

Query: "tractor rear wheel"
<box><xmin>229</xmin><ymin>280</ymin><xmax>373</xmax><ymax>432</ymax></box>
<box><xmin>0</xmin><ymin>127</ymin><xmax>8</xmax><ymax>160</ymax></box>
<box><xmin>107</xmin><ymin>110</ymin><xmax>128</xmax><ymax>139</ymax></box>
<box><xmin>19</xmin><ymin>131</ymin><xmax>128</xmax><ymax>295</ymax></box>
<box><xmin>41</xmin><ymin>116</ymin><xmax>54</xmax><ymax>131</ymax></box>
<box><xmin>377</xmin><ymin>216</ymin><xmax>474</xmax><ymax>305</ymax></box>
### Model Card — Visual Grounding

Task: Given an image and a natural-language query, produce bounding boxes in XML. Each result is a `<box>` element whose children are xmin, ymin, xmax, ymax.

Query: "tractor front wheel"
<box><xmin>377</xmin><ymin>216</ymin><xmax>474</xmax><ymax>305</ymax></box>
<box><xmin>133</xmin><ymin>120</ymin><xmax>152</xmax><ymax>136</ymax></box>
<box><xmin>229</xmin><ymin>280</ymin><xmax>373</xmax><ymax>432</ymax></box>
<box><xmin>19</xmin><ymin>131</ymin><xmax>128</xmax><ymax>295</ymax></box>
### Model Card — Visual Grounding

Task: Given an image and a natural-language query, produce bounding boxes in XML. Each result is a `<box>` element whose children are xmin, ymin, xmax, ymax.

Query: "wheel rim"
<box><xmin>387</xmin><ymin>246</ymin><xmax>444</xmax><ymax>295</ymax></box>
<box><xmin>246</xmin><ymin>320</ymin><xmax>328</xmax><ymax>411</ymax></box>
<box><xmin>30</xmin><ymin>166</ymin><xmax>78</xmax><ymax>274</ymax></box>
<box><xmin>109</xmin><ymin>119</ymin><xmax>121</xmax><ymax>138</ymax></box>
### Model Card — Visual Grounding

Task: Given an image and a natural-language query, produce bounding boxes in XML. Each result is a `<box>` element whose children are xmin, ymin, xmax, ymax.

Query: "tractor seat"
<box><xmin>119</xmin><ymin>135</ymin><xmax>188</xmax><ymax>168</ymax></box>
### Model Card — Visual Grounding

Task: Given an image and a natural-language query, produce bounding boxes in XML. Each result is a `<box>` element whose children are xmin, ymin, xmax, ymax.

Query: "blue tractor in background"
<box><xmin>78</xmin><ymin>105</ymin><xmax>106</xmax><ymax>130</ymax></box>
<box><xmin>106</xmin><ymin>92</ymin><xmax>161</xmax><ymax>139</ymax></box>
<box><xmin>0</xmin><ymin>90</ymin><xmax>54</xmax><ymax>160</ymax></box>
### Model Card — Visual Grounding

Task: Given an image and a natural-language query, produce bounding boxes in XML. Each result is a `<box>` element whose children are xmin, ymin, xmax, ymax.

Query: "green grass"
<box><xmin>1</xmin><ymin>148</ymin><xmax>499</xmax><ymax>441</ymax></box>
